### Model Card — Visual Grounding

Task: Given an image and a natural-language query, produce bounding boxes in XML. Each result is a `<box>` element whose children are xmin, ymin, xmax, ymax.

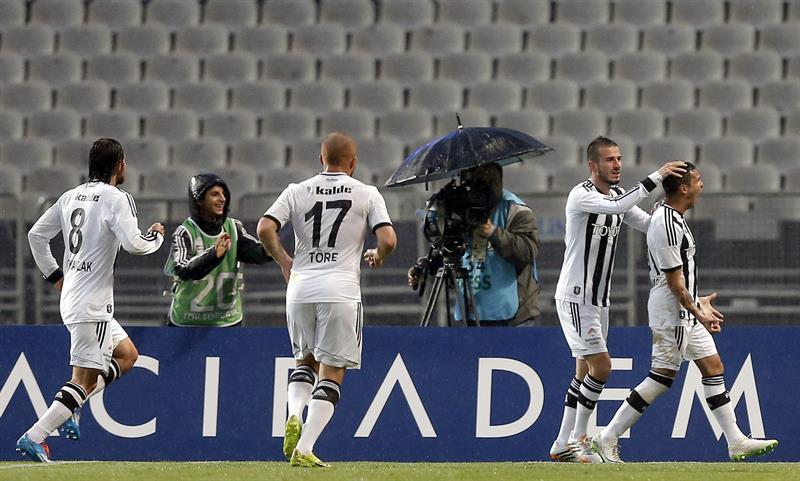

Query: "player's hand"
<box><xmin>476</xmin><ymin>220</ymin><xmax>495</xmax><ymax>238</ymax></box>
<box><xmin>279</xmin><ymin>257</ymin><xmax>292</xmax><ymax>283</ymax></box>
<box><xmin>658</xmin><ymin>161</ymin><xmax>688</xmax><ymax>179</ymax></box>
<box><xmin>407</xmin><ymin>266</ymin><xmax>419</xmax><ymax>287</ymax></box>
<box><xmin>697</xmin><ymin>292</ymin><xmax>724</xmax><ymax>331</ymax></box>
<box><xmin>55</xmin><ymin>278</ymin><xmax>63</xmax><ymax>292</ymax></box>
<box><xmin>363</xmin><ymin>248</ymin><xmax>383</xmax><ymax>268</ymax></box>
<box><xmin>214</xmin><ymin>233</ymin><xmax>232</xmax><ymax>258</ymax></box>
<box><xmin>148</xmin><ymin>223</ymin><xmax>165</xmax><ymax>236</ymax></box>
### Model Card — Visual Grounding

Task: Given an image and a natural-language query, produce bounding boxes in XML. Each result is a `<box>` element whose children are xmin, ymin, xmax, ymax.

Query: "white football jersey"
<box><xmin>264</xmin><ymin>172</ymin><xmax>392</xmax><ymax>303</ymax></box>
<box><xmin>647</xmin><ymin>203</ymin><xmax>697</xmax><ymax>327</ymax></box>
<box><xmin>28</xmin><ymin>182</ymin><xmax>163</xmax><ymax>324</ymax></box>
<box><xmin>555</xmin><ymin>174</ymin><xmax>660</xmax><ymax>307</ymax></box>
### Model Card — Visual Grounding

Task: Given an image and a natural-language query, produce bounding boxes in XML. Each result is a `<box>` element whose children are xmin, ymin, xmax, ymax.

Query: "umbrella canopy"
<box><xmin>385</xmin><ymin>125</ymin><xmax>552</xmax><ymax>188</ymax></box>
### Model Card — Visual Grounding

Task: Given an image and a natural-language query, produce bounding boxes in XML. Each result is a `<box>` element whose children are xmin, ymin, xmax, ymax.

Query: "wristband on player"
<box><xmin>44</xmin><ymin>269</ymin><xmax>64</xmax><ymax>284</ymax></box>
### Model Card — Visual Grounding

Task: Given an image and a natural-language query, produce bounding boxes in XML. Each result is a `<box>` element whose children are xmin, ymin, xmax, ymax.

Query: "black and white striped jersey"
<box><xmin>647</xmin><ymin>203</ymin><xmax>697</xmax><ymax>326</ymax></box>
<box><xmin>555</xmin><ymin>173</ymin><xmax>661</xmax><ymax>307</ymax></box>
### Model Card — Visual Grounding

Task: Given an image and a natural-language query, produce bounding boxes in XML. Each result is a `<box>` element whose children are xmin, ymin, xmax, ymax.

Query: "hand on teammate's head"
<box><xmin>658</xmin><ymin>161</ymin><xmax>688</xmax><ymax>179</ymax></box>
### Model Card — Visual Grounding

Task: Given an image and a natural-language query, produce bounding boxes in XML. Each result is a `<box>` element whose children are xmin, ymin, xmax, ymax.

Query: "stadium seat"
<box><xmin>643</xmin><ymin>25</ymin><xmax>695</xmax><ymax>57</ymax></box>
<box><xmin>759</xmin><ymin>81</ymin><xmax>800</xmax><ymax>113</ymax></box>
<box><xmin>380</xmin><ymin>0</ymin><xmax>433</xmax><ymax>26</ymax></box>
<box><xmin>641</xmin><ymin>137</ymin><xmax>695</xmax><ymax>164</ymax></box>
<box><xmin>235</xmin><ymin>26</ymin><xmax>288</xmax><ymax>55</ymax></box>
<box><xmin>610</xmin><ymin>135</ymin><xmax>636</xmax><ymax>162</ymax></box>
<box><xmin>0</xmin><ymin>54</ymin><xmax>24</xmax><ymax>84</ymax></box>
<box><xmin>88</xmin><ymin>0</ymin><xmax>141</xmax><ymax>28</ymax></box>
<box><xmin>0</xmin><ymin>139</ymin><xmax>53</xmax><ymax>173</ymax></box>
<box><xmin>408</xmin><ymin>80</ymin><xmax>462</xmax><ymax>112</ymax></box>
<box><xmin>262</xmin><ymin>110</ymin><xmax>316</xmax><ymax>141</ymax></box>
<box><xmin>146</xmin><ymin>55</ymin><xmax>200</xmax><ymax>83</ymax></box>
<box><xmin>210</xmin><ymin>166</ymin><xmax>259</xmax><ymax>210</ymax></box>
<box><xmin>144</xmin><ymin>111</ymin><xmax>199</xmax><ymax>141</ymax></box>
<box><xmin>621</xmin><ymin>162</ymin><xmax>661</xmax><ymax>187</ymax></box>
<box><xmin>495</xmin><ymin>110</ymin><xmax>549</xmax><ymax>138</ymax></box>
<box><xmin>117</xmin><ymin>25</ymin><xmax>170</xmax><ymax>56</ymax></box>
<box><xmin>614</xmin><ymin>52</ymin><xmax>666</xmax><ymax>84</ymax></box>
<box><xmin>668</xmin><ymin>109</ymin><xmax>721</xmax><ymax>143</ymax></box>
<box><xmin>759</xmin><ymin>24</ymin><xmax>800</xmax><ymax>57</ymax></box>
<box><xmin>468</xmin><ymin>81</ymin><xmax>522</xmax><ymax>113</ymax></box>
<box><xmin>320</xmin><ymin>0</ymin><xmax>374</xmax><ymax>28</ymax></box>
<box><xmin>672</xmin><ymin>0</ymin><xmax>724</xmax><ymax>27</ymax></box>
<box><xmin>28</xmin><ymin>110</ymin><xmax>80</xmax><ymax>141</ymax></box>
<box><xmin>116</xmin><ymin>83</ymin><xmax>169</xmax><ymax>113</ymax></box>
<box><xmin>440</xmin><ymin>0</ymin><xmax>491</xmax><ymax>26</ymax></box>
<box><xmin>359</xmin><ymin>137</ymin><xmax>405</xmax><ymax>170</ymax></box>
<box><xmin>173</xmin><ymin>139</ymin><xmax>227</xmax><ymax>169</ymax></box>
<box><xmin>56</xmin><ymin>81</ymin><xmax>111</xmax><ymax>113</ymax></box>
<box><xmin>352</xmin><ymin>25</ymin><xmax>404</xmax><ymax>55</ymax></box>
<box><xmin>55</xmin><ymin>139</ymin><xmax>90</xmax><ymax>170</ymax></box>
<box><xmin>614</xmin><ymin>0</ymin><xmax>665</xmax><ymax>26</ymax></box>
<box><xmin>321</xmin><ymin>109</ymin><xmax>375</xmax><ymax>139</ymax></box>
<box><xmin>85</xmin><ymin>111</ymin><xmax>140</xmax><ymax>140</ymax></box>
<box><xmin>205</xmin><ymin>0</ymin><xmax>257</xmax><ymax>28</ymax></box>
<box><xmin>470</xmin><ymin>25</ymin><xmax>523</xmax><ymax>55</ymax></box>
<box><xmin>695</xmin><ymin>162</ymin><xmax>725</xmax><ymax>192</ymax></box>
<box><xmin>538</xmin><ymin>136</ymin><xmax>580</xmax><ymax>169</ymax></box>
<box><xmin>29</xmin><ymin>53</ymin><xmax>81</xmax><ymax>87</ymax></box>
<box><xmin>263</xmin><ymin>0</ymin><xmax>315</xmax><ymax>26</ymax></box>
<box><xmin>205</xmin><ymin>53</ymin><xmax>258</xmax><ymax>84</ymax></box>
<box><xmin>551</xmin><ymin>165</ymin><xmax>591</xmax><ymax>191</ymax></box>
<box><xmin>87</xmin><ymin>54</ymin><xmax>140</xmax><ymax>85</ymax></box>
<box><xmin>497</xmin><ymin>0</ymin><xmax>549</xmax><ymax>25</ymax></box>
<box><xmin>176</xmin><ymin>25</ymin><xmax>229</xmax><ymax>56</ymax></box>
<box><xmin>174</xmin><ymin>83</ymin><xmax>227</xmax><ymax>113</ymax></box>
<box><xmin>141</xmin><ymin>166</ymin><xmax>196</xmax><ymax>200</ymax></box>
<box><xmin>380</xmin><ymin>53</ymin><xmax>434</xmax><ymax>84</ymax></box>
<box><xmin>320</xmin><ymin>55</ymin><xmax>375</xmax><ymax>85</ymax></box>
<box><xmin>726</xmin><ymin>165</ymin><xmax>781</xmax><ymax>193</ymax></box>
<box><xmin>610</xmin><ymin>108</ymin><xmax>664</xmax><ymax>143</ymax></box>
<box><xmin>290</xmin><ymin>82</ymin><xmax>344</xmax><ymax>113</ymax></box>
<box><xmin>752</xmin><ymin>197</ymin><xmax>800</xmax><ymax>221</ymax></box>
<box><xmin>0</xmin><ymin>82</ymin><xmax>50</xmax><ymax>113</ymax></box>
<box><xmin>555</xmin><ymin>51</ymin><xmax>609</xmax><ymax>86</ymax></box>
<box><xmin>411</xmin><ymin>24</ymin><xmax>465</xmax><ymax>55</ymax></box>
<box><xmin>502</xmin><ymin>162</ymin><xmax>549</xmax><ymax>194</ymax></box>
<box><xmin>0</xmin><ymin>0</ymin><xmax>25</xmax><ymax>27</ymax></box>
<box><xmin>231</xmin><ymin>137</ymin><xmax>286</xmax><ymax>170</ymax></box>
<box><xmin>294</xmin><ymin>24</ymin><xmax>347</xmax><ymax>56</ymax></box>
<box><xmin>3</xmin><ymin>25</ymin><xmax>54</xmax><ymax>55</ymax></box>
<box><xmin>730</xmin><ymin>0</ymin><xmax>783</xmax><ymax>26</ymax></box>
<box><xmin>690</xmin><ymin>195</ymin><xmax>750</xmax><ymax>219</ymax></box>
<box><xmin>497</xmin><ymin>52</ymin><xmax>550</xmax><ymax>84</ymax></box>
<box><xmin>527</xmin><ymin>80</ymin><xmax>580</xmax><ymax>113</ymax></box>
<box><xmin>203</xmin><ymin>112</ymin><xmax>257</xmax><ymax>141</ymax></box>
<box><xmin>671</xmin><ymin>51</ymin><xmax>723</xmax><ymax>86</ymax></box>
<box><xmin>701</xmin><ymin>23</ymin><xmax>755</xmax><ymax>57</ymax></box>
<box><xmin>699</xmin><ymin>80</ymin><xmax>752</xmax><ymax>114</ymax></box>
<box><xmin>789</xmin><ymin>53</ymin><xmax>800</xmax><ymax>81</ymax></box>
<box><xmin>729</xmin><ymin>51</ymin><xmax>782</xmax><ymax>86</ymax></box>
<box><xmin>263</xmin><ymin>53</ymin><xmax>315</xmax><ymax>83</ymax></box>
<box><xmin>787</xmin><ymin>111</ymin><xmax>800</xmax><ymax>136</ymax></box>
<box><xmin>232</xmin><ymin>82</ymin><xmax>286</xmax><ymax>113</ymax></box>
<box><xmin>527</xmin><ymin>24</ymin><xmax>581</xmax><ymax>56</ymax></box>
<box><xmin>784</xmin><ymin>166</ymin><xmax>800</xmax><ymax>191</ymax></box>
<box><xmin>118</xmin><ymin>137</ymin><xmax>170</xmax><ymax>171</ymax></box>
<box><xmin>700</xmin><ymin>137</ymin><xmax>754</xmax><ymax>169</ymax></box>
<box><xmin>641</xmin><ymin>80</ymin><xmax>694</xmax><ymax>114</ymax></box>
<box><xmin>552</xmin><ymin>109</ymin><xmax>606</xmax><ymax>143</ymax></box>
<box><xmin>24</xmin><ymin>166</ymin><xmax>81</xmax><ymax>197</ymax></box>
<box><xmin>59</xmin><ymin>25</ymin><xmax>112</xmax><ymax>56</ymax></box>
<box><xmin>0</xmin><ymin>111</ymin><xmax>22</xmax><ymax>141</ymax></box>
<box><xmin>584</xmin><ymin>80</ymin><xmax>637</xmax><ymax>114</ymax></box>
<box><xmin>379</xmin><ymin>110</ymin><xmax>434</xmax><ymax>143</ymax></box>
<box><xmin>147</xmin><ymin>0</ymin><xmax>200</xmax><ymax>28</ymax></box>
<box><xmin>556</xmin><ymin>0</ymin><xmax>609</xmax><ymax>25</ymax></box>
<box><xmin>758</xmin><ymin>137</ymin><xmax>800</xmax><ymax>173</ymax></box>
<box><xmin>262</xmin><ymin>166</ymin><xmax>317</xmax><ymax>192</ymax></box>
<box><xmin>433</xmin><ymin>109</ymin><xmax>490</xmax><ymax>136</ymax></box>
<box><xmin>349</xmin><ymin>82</ymin><xmax>404</xmax><ymax>114</ymax></box>
<box><xmin>31</xmin><ymin>0</ymin><xmax>82</xmax><ymax>27</ymax></box>
<box><xmin>585</xmin><ymin>23</ymin><xmax>638</xmax><ymax>58</ymax></box>
<box><xmin>727</xmin><ymin>108</ymin><xmax>780</xmax><ymax>143</ymax></box>
<box><xmin>289</xmin><ymin>138</ymin><xmax>323</xmax><ymax>166</ymax></box>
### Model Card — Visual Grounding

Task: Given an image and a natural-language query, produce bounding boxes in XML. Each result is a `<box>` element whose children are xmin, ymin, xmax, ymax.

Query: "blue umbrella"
<box><xmin>385</xmin><ymin>120</ymin><xmax>552</xmax><ymax>188</ymax></box>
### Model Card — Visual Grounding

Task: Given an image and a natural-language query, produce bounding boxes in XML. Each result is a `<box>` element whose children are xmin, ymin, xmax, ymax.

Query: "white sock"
<box><xmin>295</xmin><ymin>380</ymin><xmax>339</xmax><ymax>455</ymax></box>
<box><xmin>703</xmin><ymin>375</ymin><xmax>746</xmax><ymax>446</ymax></box>
<box><xmin>26</xmin><ymin>382</ymin><xmax>87</xmax><ymax>443</ymax></box>
<box><xmin>554</xmin><ymin>377</ymin><xmax>581</xmax><ymax>448</ymax></box>
<box><xmin>574</xmin><ymin>374</ymin><xmax>605</xmax><ymax>440</ymax></box>
<box><xmin>603</xmin><ymin>371</ymin><xmax>673</xmax><ymax>441</ymax></box>
<box><xmin>287</xmin><ymin>365</ymin><xmax>317</xmax><ymax>422</ymax></box>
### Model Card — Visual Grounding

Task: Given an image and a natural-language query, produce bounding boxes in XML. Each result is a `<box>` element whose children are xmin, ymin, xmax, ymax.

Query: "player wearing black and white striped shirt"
<box><xmin>550</xmin><ymin>136</ymin><xmax>687</xmax><ymax>463</ymax></box>
<box><xmin>593</xmin><ymin>162</ymin><xmax>778</xmax><ymax>463</ymax></box>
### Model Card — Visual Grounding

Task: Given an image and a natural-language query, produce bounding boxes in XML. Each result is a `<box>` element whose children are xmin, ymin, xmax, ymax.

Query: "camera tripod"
<box><xmin>419</xmin><ymin>256</ymin><xmax>480</xmax><ymax>327</ymax></box>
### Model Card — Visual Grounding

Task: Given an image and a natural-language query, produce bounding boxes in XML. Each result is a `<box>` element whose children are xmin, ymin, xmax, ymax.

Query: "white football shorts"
<box><xmin>556</xmin><ymin>299</ymin><xmax>609</xmax><ymax>358</ymax></box>
<box><xmin>66</xmin><ymin>319</ymin><xmax>129</xmax><ymax>372</ymax></box>
<box><xmin>286</xmin><ymin>302</ymin><xmax>363</xmax><ymax>369</ymax></box>
<box><xmin>651</xmin><ymin>321</ymin><xmax>718</xmax><ymax>371</ymax></box>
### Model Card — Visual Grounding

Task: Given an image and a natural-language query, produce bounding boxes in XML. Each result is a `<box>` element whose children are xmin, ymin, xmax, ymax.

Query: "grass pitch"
<box><xmin>3</xmin><ymin>461</ymin><xmax>800</xmax><ymax>481</ymax></box>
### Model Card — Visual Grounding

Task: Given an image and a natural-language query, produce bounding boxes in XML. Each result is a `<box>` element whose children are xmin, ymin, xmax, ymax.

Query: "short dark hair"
<box><xmin>88</xmin><ymin>138</ymin><xmax>124</xmax><ymax>183</ymax></box>
<box><xmin>586</xmin><ymin>136</ymin><xmax>619</xmax><ymax>162</ymax></box>
<box><xmin>662</xmin><ymin>162</ymin><xmax>697</xmax><ymax>195</ymax></box>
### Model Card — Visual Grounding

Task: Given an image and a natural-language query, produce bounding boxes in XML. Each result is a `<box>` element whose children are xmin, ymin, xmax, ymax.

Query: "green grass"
<box><xmin>3</xmin><ymin>462</ymin><xmax>800</xmax><ymax>481</ymax></box>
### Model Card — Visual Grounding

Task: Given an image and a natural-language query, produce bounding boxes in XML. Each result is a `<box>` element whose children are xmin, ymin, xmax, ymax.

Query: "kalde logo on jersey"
<box><xmin>316</xmin><ymin>185</ymin><xmax>352</xmax><ymax>195</ymax></box>
<box><xmin>592</xmin><ymin>223</ymin><xmax>621</xmax><ymax>238</ymax></box>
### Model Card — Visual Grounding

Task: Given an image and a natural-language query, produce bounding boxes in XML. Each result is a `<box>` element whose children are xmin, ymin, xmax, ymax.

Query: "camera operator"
<box><xmin>408</xmin><ymin>163</ymin><xmax>540</xmax><ymax>326</ymax></box>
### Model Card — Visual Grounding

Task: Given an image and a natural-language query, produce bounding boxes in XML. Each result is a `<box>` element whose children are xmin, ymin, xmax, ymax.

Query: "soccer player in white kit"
<box><xmin>592</xmin><ymin>163</ymin><xmax>778</xmax><ymax>463</ymax></box>
<box><xmin>258</xmin><ymin>132</ymin><xmax>397</xmax><ymax>467</ymax></box>
<box><xmin>16</xmin><ymin>138</ymin><xmax>164</xmax><ymax>463</ymax></box>
<box><xmin>550</xmin><ymin>136</ymin><xmax>687</xmax><ymax>463</ymax></box>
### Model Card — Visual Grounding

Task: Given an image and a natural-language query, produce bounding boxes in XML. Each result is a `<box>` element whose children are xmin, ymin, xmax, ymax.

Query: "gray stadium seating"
<box><xmin>1</xmin><ymin>139</ymin><xmax>53</xmax><ymax>173</ymax></box>
<box><xmin>730</xmin><ymin>0</ymin><xmax>783</xmax><ymax>27</ymax></box>
<box><xmin>380</xmin><ymin>0</ymin><xmax>434</xmax><ymax>27</ymax></box>
<box><xmin>497</xmin><ymin>0</ymin><xmax>550</xmax><ymax>26</ymax></box>
<box><xmin>552</xmin><ymin>108</ymin><xmax>606</xmax><ymax>142</ymax></box>
<box><xmin>556</xmin><ymin>0</ymin><xmax>609</xmax><ymax>25</ymax></box>
<box><xmin>263</xmin><ymin>0</ymin><xmax>315</xmax><ymax>27</ymax></box>
<box><xmin>235</xmin><ymin>26</ymin><xmax>289</xmax><ymax>55</ymax></box>
<box><xmin>87</xmin><ymin>54</ymin><xmax>141</xmax><ymax>85</ymax></box>
<box><xmin>758</xmin><ymin>137</ymin><xmax>800</xmax><ymax>173</ymax></box>
<box><xmin>59</xmin><ymin>25</ymin><xmax>113</xmax><ymax>56</ymax></box>
<box><xmin>320</xmin><ymin>55</ymin><xmax>374</xmax><ymax>85</ymax></box>
<box><xmin>701</xmin><ymin>23</ymin><xmax>756</xmax><ymax>57</ymax></box>
<box><xmin>408</xmin><ymin>80</ymin><xmax>462</xmax><ymax>112</ymax></box>
<box><xmin>727</xmin><ymin>108</ymin><xmax>781</xmax><ymax>143</ymax></box>
<box><xmin>230</xmin><ymin>137</ymin><xmax>286</xmax><ymax>170</ymax></box>
<box><xmin>205</xmin><ymin>53</ymin><xmax>258</xmax><ymax>84</ymax></box>
<box><xmin>527</xmin><ymin>23</ymin><xmax>581</xmax><ymax>55</ymax></box>
<box><xmin>760</xmin><ymin>24</ymin><xmax>800</xmax><ymax>56</ymax></box>
<box><xmin>262</xmin><ymin>110</ymin><xmax>316</xmax><ymax>140</ymax></box>
<box><xmin>0</xmin><ymin>111</ymin><xmax>22</xmax><ymax>141</ymax></box>
<box><xmin>144</xmin><ymin>111</ymin><xmax>199</xmax><ymax>141</ymax></box>
<box><xmin>147</xmin><ymin>0</ymin><xmax>200</xmax><ymax>28</ymax></box>
<box><xmin>671</xmin><ymin>51</ymin><xmax>724</xmax><ymax>86</ymax></box>
<box><xmin>31</xmin><ymin>0</ymin><xmax>83</xmax><ymax>28</ymax></box>
<box><xmin>584</xmin><ymin>80</ymin><xmax>637</xmax><ymax>114</ymax></box>
<box><xmin>672</xmin><ymin>0</ymin><xmax>724</xmax><ymax>27</ymax></box>
<box><xmin>668</xmin><ymin>109</ymin><xmax>722</xmax><ymax>143</ymax></box>
<box><xmin>699</xmin><ymin>80</ymin><xmax>752</xmax><ymax>114</ymax></box>
<box><xmin>146</xmin><ymin>55</ymin><xmax>200</xmax><ymax>83</ymax></box>
<box><xmin>174</xmin><ymin>82</ymin><xmax>227</xmax><ymax>113</ymax></box>
<box><xmin>439</xmin><ymin>0</ymin><xmax>492</xmax><ymax>26</ymax></box>
<box><xmin>725</xmin><ymin>165</ymin><xmax>781</xmax><ymax>193</ymax></box>
<box><xmin>585</xmin><ymin>23</ymin><xmax>638</xmax><ymax>58</ymax></box>
<box><xmin>555</xmin><ymin>51</ymin><xmax>609</xmax><ymax>86</ymax></box>
<box><xmin>471</xmin><ymin>25</ymin><xmax>523</xmax><ymax>55</ymax></box>
<box><xmin>0</xmin><ymin>0</ymin><xmax>25</xmax><ymax>27</ymax></box>
<box><xmin>0</xmin><ymin>82</ymin><xmax>51</xmax><ymax>113</ymax></box>
<box><xmin>411</xmin><ymin>24</ymin><xmax>465</xmax><ymax>55</ymax></box>
<box><xmin>28</xmin><ymin>110</ymin><xmax>81</xmax><ymax>141</ymax></box>
<box><xmin>57</xmin><ymin>82</ymin><xmax>110</xmax><ymax>113</ymax></box>
<box><xmin>641</xmin><ymin>137</ymin><xmax>695</xmax><ymax>163</ymax></box>
<box><xmin>495</xmin><ymin>111</ymin><xmax>549</xmax><ymax>138</ymax></box>
<box><xmin>379</xmin><ymin>110</ymin><xmax>434</xmax><ymax>143</ymax></box>
<box><xmin>205</xmin><ymin>0</ymin><xmax>257</xmax><ymax>28</ymax></box>
<box><xmin>0</xmin><ymin>54</ymin><xmax>24</xmax><ymax>84</ymax></box>
<box><xmin>614</xmin><ymin>0</ymin><xmax>664</xmax><ymax>26</ymax></box>
<box><xmin>231</xmin><ymin>82</ymin><xmax>286</xmax><ymax>113</ymax></box>
<box><xmin>502</xmin><ymin>162</ymin><xmax>549</xmax><ymax>194</ymax></box>
<box><xmin>203</xmin><ymin>112</ymin><xmax>258</xmax><ymax>141</ymax></box>
<box><xmin>527</xmin><ymin>80</ymin><xmax>580</xmax><ymax>113</ymax></box>
<box><xmin>320</xmin><ymin>0</ymin><xmax>374</xmax><ymax>28</ymax></box>
<box><xmin>291</xmin><ymin>82</ymin><xmax>345</xmax><ymax>113</ymax></box>
<box><xmin>380</xmin><ymin>53</ymin><xmax>434</xmax><ymax>84</ymax></box>
<box><xmin>29</xmin><ymin>53</ymin><xmax>82</xmax><ymax>87</ymax></box>
<box><xmin>173</xmin><ymin>139</ymin><xmax>227</xmax><ymax>169</ymax></box>
<box><xmin>468</xmin><ymin>81</ymin><xmax>523</xmax><ymax>112</ymax></box>
<box><xmin>700</xmin><ymin>137</ymin><xmax>755</xmax><ymax>168</ymax></box>
<box><xmin>729</xmin><ymin>51</ymin><xmax>783</xmax><ymax>86</ymax></box>
<box><xmin>294</xmin><ymin>24</ymin><xmax>347</xmax><ymax>56</ymax></box>
<box><xmin>119</xmin><ymin>137</ymin><xmax>170</xmax><ymax>171</ymax></box>
<box><xmin>352</xmin><ymin>25</ymin><xmax>404</xmax><ymax>55</ymax></box>
<box><xmin>643</xmin><ymin>24</ymin><xmax>695</xmax><ymax>57</ymax></box>
<box><xmin>117</xmin><ymin>25</ymin><xmax>170</xmax><ymax>56</ymax></box>
<box><xmin>614</xmin><ymin>51</ymin><xmax>666</xmax><ymax>84</ymax></box>
<box><xmin>433</xmin><ymin>109</ymin><xmax>490</xmax><ymax>136</ymax></box>
<box><xmin>759</xmin><ymin>80</ymin><xmax>800</xmax><ymax>113</ymax></box>
<box><xmin>642</xmin><ymin>79</ymin><xmax>695</xmax><ymax>114</ymax></box>
<box><xmin>176</xmin><ymin>25</ymin><xmax>229</xmax><ymax>56</ymax></box>
<box><xmin>85</xmin><ymin>111</ymin><xmax>140</xmax><ymax>140</ymax></box>
<box><xmin>89</xmin><ymin>0</ymin><xmax>142</xmax><ymax>29</ymax></box>
<box><xmin>116</xmin><ymin>82</ymin><xmax>169</xmax><ymax>113</ymax></box>
<box><xmin>321</xmin><ymin>109</ymin><xmax>375</xmax><ymax>140</ymax></box>
<box><xmin>497</xmin><ymin>52</ymin><xmax>550</xmax><ymax>84</ymax></box>
<box><xmin>349</xmin><ymin>82</ymin><xmax>404</xmax><ymax>114</ymax></box>
<box><xmin>3</xmin><ymin>25</ymin><xmax>54</xmax><ymax>55</ymax></box>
